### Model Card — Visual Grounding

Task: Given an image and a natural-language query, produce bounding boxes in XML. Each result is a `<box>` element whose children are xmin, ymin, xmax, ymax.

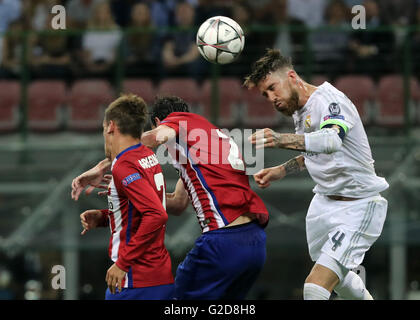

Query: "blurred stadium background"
<box><xmin>0</xmin><ymin>0</ymin><xmax>420</xmax><ymax>300</ymax></box>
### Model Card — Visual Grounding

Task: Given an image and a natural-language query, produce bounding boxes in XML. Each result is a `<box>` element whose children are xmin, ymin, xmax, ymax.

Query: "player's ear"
<box><xmin>287</xmin><ymin>70</ymin><xmax>300</xmax><ymax>87</ymax></box>
<box><xmin>154</xmin><ymin>117</ymin><xmax>161</xmax><ymax>127</ymax></box>
<box><xmin>287</xmin><ymin>70</ymin><xmax>297</xmax><ymax>82</ymax></box>
<box><xmin>107</xmin><ymin>120</ymin><xmax>116</xmax><ymax>134</ymax></box>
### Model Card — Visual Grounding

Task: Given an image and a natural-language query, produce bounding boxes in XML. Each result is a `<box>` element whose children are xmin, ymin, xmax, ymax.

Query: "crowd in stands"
<box><xmin>0</xmin><ymin>0</ymin><xmax>419</xmax><ymax>83</ymax></box>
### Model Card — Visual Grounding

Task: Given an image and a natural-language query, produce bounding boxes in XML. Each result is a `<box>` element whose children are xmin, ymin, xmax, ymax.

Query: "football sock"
<box><xmin>303</xmin><ymin>283</ymin><xmax>331</xmax><ymax>300</ymax></box>
<box><xmin>334</xmin><ymin>270</ymin><xmax>373</xmax><ymax>300</ymax></box>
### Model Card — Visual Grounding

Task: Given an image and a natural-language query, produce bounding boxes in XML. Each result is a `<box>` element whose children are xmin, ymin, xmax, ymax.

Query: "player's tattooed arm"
<box><xmin>253</xmin><ymin>155</ymin><xmax>305</xmax><ymax>189</ymax></box>
<box><xmin>249</xmin><ymin>128</ymin><xmax>305</xmax><ymax>151</ymax></box>
<box><xmin>273</xmin><ymin>133</ymin><xmax>305</xmax><ymax>151</ymax></box>
<box><xmin>282</xmin><ymin>155</ymin><xmax>306</xmax><ymax>176</ymax></box>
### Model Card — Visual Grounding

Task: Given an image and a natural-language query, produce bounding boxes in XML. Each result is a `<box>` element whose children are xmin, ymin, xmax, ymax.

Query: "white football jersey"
<box><xmin>293</xmin><ymin>82</ymin><xmax>389</xmax><ymax>198</ymax></box>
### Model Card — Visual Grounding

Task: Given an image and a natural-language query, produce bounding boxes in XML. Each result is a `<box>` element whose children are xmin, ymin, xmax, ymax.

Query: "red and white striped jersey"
<box><xmin>160</xmin><ymin>112</ymin><xmax>269</xmax><ymax>233</ymax></box>
<box><xmin>105</xmin><ymin>143</ymin><xmax>173</xmax><ymax>288</ymax></box>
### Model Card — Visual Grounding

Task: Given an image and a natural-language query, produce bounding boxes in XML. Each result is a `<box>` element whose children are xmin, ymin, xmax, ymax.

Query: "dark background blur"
<box><xmin>0</xmin><ymin>0</ymin><xmax>420</xmax><ymax>300</ymax></box>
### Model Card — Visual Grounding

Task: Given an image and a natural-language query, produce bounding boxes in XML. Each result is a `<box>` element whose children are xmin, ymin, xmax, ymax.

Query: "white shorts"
<box><xmin>306</xmin><ymin>193</ymin><xmax>387</xmax><ymax>270</ymax></box>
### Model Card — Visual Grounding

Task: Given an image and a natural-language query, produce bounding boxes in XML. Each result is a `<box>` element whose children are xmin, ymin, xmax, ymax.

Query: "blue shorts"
<box><xmin>174</xmin><ymin>221</ymin><xmax>266</xmax><ymax>300</ymax></box>
<box><xmin>105</xmin><ymin>283</ymin><xmax>174</xmax><ymax>300</ymax></box>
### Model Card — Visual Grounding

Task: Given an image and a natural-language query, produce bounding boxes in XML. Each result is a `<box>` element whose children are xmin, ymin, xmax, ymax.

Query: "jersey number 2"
<box><xmin>154</xmin><ymin>172</ymin><xmax>166</xmax><ymax>209</ymax></box>
<box><xmin>216</xmin><ymin>129</ymin><xmax>245</xmax><ymax>171</ymax></box>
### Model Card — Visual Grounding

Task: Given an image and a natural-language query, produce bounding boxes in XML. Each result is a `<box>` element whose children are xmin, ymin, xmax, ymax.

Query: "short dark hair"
<box><xmin>104</xmin><ymin>94</ymin><xmax>148</xmax><ymax>139</ymax></box>
<box><xmin>150</xmin><ymin>95</ymin><xmax>190</xmax><ymax>126</ymax></box>
<box><xmin>243</xmin><ymin>48</ymin><xmax>293</xmax><ymax>88</ymax></box>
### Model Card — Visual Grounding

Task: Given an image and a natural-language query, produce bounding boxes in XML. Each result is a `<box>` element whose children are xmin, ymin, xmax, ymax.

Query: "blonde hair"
<box><xmin>105</xmin><ymin>94</ymin><xmax>148</xmax><ymax>139</ymax></box>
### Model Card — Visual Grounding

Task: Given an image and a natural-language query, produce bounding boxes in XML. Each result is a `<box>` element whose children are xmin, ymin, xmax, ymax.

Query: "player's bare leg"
<box><xmin>304</xmin><ymin>255</ymin><xmax>374</xmax><ymax>300</ymax></box>
<box><xmin>304</xmin><ymin>264</ymin><xmax>339</xmax><ymax>300</ymax></box>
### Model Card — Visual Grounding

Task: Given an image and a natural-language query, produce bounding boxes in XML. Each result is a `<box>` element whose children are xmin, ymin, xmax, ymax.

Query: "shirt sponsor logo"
<box><xmin>122</xmin><ymin>173</ymin><xmax>142</xmax><ymax>186</ymax></box>
<box><xmin>328</xmin><ymin>102</ymin><xmax>341</xmax><ymax>115</ymax></box>
<box><xmin>138</xmin><ymin>154</ymin><xmax>159</xmax><ymax>169</ymax></box>
<box><xmin>323</xmin><ymin>114</ymin><xmax>345</xmax><ymax>121</ymax></box>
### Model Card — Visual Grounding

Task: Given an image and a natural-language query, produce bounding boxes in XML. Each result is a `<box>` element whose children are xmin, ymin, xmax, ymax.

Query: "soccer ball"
<box><xmin>196</xmin><ymin>16</ymin><xmax>245</xmax><ymax>65</ymax></box>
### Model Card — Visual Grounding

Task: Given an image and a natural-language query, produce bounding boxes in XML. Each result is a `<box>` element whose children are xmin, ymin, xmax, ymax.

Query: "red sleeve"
<box><xmin>99</xmin><ymin>209</ymin><xmax>110</xmax><ymax>227</ymax></box>
<box><xmin>112</xmin><ymin>160</ymin><xmax>167</xmax><ymax>272</ymax></box>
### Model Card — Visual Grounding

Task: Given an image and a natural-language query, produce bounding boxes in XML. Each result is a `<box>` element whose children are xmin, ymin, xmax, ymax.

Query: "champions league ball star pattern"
<box><xmin>196</xmin><ymin>16</ymin><xmax>245</xmax><ymax>65</ymax></box>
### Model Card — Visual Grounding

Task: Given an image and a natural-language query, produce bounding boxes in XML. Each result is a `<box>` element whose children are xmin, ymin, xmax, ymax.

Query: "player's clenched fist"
<box><xmin>80</xmin><ymin>209</ymin><xmax>106</xmax><ymax>235</ymax></box>
<box><xmin>248</xmin><ymin>128</ymin><xmax>282</xmax><ymax>149</ymax></box>
<box><xmin>253</xmin><ymin>166</ymin><xmax>286</xmax><ymax>189</ymax></box>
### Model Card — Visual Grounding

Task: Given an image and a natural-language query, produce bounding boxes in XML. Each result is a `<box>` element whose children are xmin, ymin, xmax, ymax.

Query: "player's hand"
<box><xmin>97</xmin><ymin>174</ymin><xmax>112</xmax><ymax>197</ymax></box>
<box><xmin>248</xmin><ymin>128</ymin><xmax>281</xmax><ymax>149</ymax></box>
<box><xmin>80</xmin><ymin>209</ymin><xmax>105</xmax><ymax>235</ymax></box>
<box><xmin>253</xmin><ymin>166</ymin><xmax>285</xmax><ymax>189</ymax></box>
<box><xmin>106</xmin><ymin>263</ymin><xmax>127</xmax><ymax>294</ymax></box>
<box><xmin>71</xmin><ymin>159</ymin><xmax>111</xmax><ymax>201</ymax></box>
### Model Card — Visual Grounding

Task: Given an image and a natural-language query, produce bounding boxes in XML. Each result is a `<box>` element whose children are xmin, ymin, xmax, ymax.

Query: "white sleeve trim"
<box><xmin>304</xmin><ymin>128</ymin><xmax>343</xmax><ymax>154</ymax></box>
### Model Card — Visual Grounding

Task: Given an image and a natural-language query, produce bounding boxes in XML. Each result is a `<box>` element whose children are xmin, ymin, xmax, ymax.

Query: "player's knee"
<box><xmin>304</xmin><ymin>273</ymin><xmax>317</xmax><ymax>285</ymax></box>
<box><xmin>305</xmin><ymin>262</ymin><xmax>341</xmax><ymax>291</ymax></box>
<box><xmin>305</xmin><ymin>268</ymin><xmax>325</xmax><ymax>285</ymax></box>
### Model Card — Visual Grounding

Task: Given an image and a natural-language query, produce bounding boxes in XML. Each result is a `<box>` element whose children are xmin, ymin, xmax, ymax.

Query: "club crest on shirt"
<box><xmin>328</xmin><ymin>102</ymin><xmax>341</xmax><ymax>115</ymax></box>
<box><xmin>305</xmin><ymin>115</ymin><xmax>311</xmax><ymax>129</ymax></box>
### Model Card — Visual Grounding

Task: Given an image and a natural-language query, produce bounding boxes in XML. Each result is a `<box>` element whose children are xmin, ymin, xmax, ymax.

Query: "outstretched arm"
<box><xmin>249</xmin><ymin>128</ymin><xmax>305</xmax><ymax>151</ymax></box>
<box><xmin>254</xmin><ymin>155</ymin><xmax>306</xmax><ymax>189</ymax></box>
<box><xmin>166</xmin><ymin>178</ymin><xmax>189</xmax><ymax>216</ymax></box>
<box><xmin>71</xmin><ymin>158</ymin><xmax>111</xmax><ymax>201</ymax></box>
<box><xmin>249</xmin><ymin>126</ymin><xmax>344</xmax><ymax>154</ymax></box>
<box><xmin>141</xmin><ymin>125</ymin><xmax>177</xmax><ymax>149</ymax></box>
